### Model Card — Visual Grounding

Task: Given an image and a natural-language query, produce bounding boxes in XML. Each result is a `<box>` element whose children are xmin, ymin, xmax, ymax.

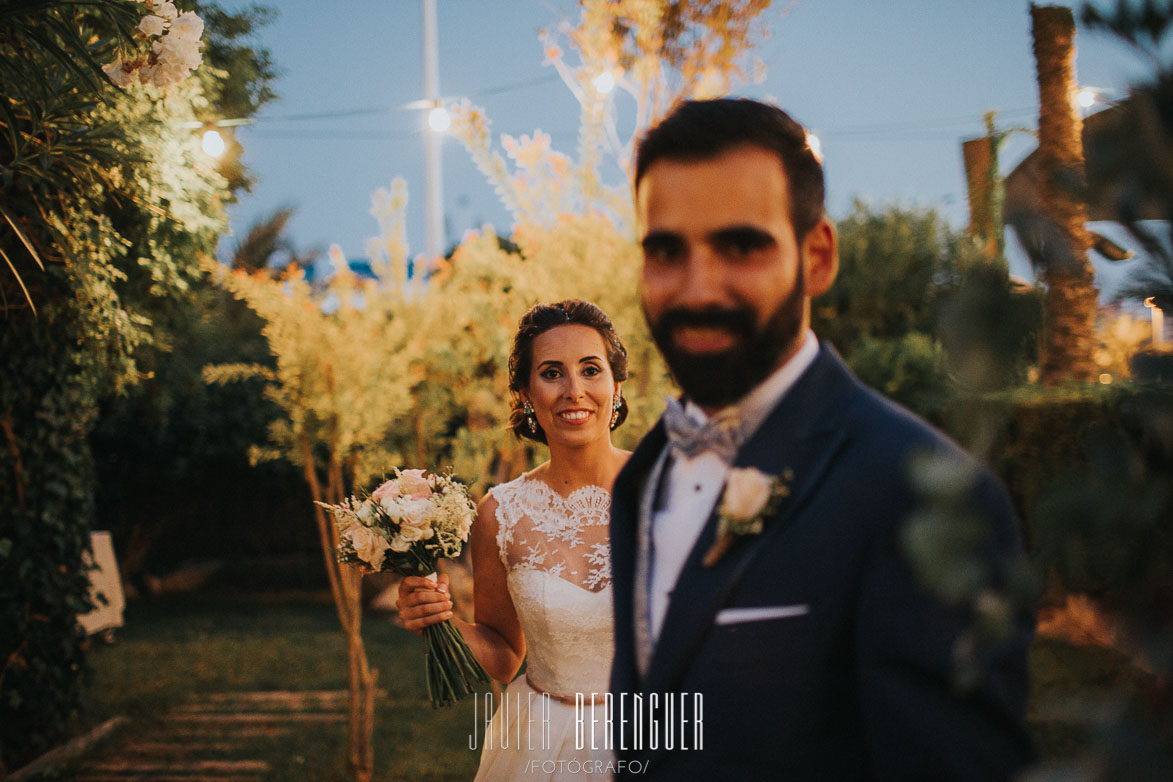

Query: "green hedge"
<box><xmin>944</xmin><ymin>382</ymin><xmax>1173</xmax><ymax>604</ymax></box>
<box><xmin>0</xmin><ymin>294</ymin><xmax>100</xmax><ymax>771</ymax></box>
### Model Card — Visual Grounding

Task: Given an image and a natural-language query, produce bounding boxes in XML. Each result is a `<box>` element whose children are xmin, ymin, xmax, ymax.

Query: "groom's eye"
<box><xmin>712</xmin><ymin>227</ymin><xmax>773</xmax><ymax>259</ymax></box>
<box><xmin>641</xmin><ymin>233</ymin><xmax>685</xmax><ymax>265</ymax></box>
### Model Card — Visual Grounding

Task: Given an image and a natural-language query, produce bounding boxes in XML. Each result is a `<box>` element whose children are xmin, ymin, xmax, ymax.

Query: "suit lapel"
<box><xmin>642</xmin><ymin>346</ymin><xmax>861</xmax><ymax>695</ymax></box>
<box><xmin>610</xmin><ymin>419</ymin><xmax>667</xmax><ymax>692</ymax></box>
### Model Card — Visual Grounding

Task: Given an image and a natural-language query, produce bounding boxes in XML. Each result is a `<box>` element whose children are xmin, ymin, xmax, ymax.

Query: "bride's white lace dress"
<box><xmin>473</xmin><ymin>473</ymin><xmax>614</xmax><ymax>781</ymax></box>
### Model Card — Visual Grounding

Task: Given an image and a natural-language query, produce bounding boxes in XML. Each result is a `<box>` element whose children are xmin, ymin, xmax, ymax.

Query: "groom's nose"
<box><xmin>674</xmin><ymin>250</ymin><xmax>729</xmax><ymax>310</ymax></box>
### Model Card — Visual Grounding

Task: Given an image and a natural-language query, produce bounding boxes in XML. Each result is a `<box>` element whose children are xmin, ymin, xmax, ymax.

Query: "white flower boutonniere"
<box><xmin>702</xmin><ymin>467</ymin><xmax>793</xmax><ymax>568</ymax></box>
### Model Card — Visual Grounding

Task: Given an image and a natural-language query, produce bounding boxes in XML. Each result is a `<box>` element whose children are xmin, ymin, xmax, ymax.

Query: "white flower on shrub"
<box><xmin>104</xmin><ymin>1</ymin><xmax>204</xmax><ymax>90</ymax></box>
<box><xmin>102</xmin><ymin>59</ymin><xmax>136</xmax><ymax>88</ymax></box>
<box><xmin>137</xmin><ymin>14</ymin><xmax>166</xmax><ymax>36</ymax></box>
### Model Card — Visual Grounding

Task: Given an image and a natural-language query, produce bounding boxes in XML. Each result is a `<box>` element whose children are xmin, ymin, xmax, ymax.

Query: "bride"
<box><xmin>397</xmin><ymin>298</ymin><xmax>631</xmax><ymax>781</ymax></box>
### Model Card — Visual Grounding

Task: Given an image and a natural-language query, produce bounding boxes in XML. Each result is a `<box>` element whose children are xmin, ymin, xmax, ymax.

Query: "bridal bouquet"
<box><xmin>318</xmin><ymin>468</ymin><xmax>490</xmax><ymax>707</ymax></box>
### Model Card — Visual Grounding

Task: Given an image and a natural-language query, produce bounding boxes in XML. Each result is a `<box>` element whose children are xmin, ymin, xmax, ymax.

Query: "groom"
<box><xmin>608</xmin><ymin>99</ymin><xmax>1035</xmax><ymax>779</ymax></box>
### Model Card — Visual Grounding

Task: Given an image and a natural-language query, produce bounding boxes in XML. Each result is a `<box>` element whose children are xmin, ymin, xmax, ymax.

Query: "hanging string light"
<box><xmin>201</xmin><ymin>127</ymin><xmax>226</xmax><ymax>157</ymax></box>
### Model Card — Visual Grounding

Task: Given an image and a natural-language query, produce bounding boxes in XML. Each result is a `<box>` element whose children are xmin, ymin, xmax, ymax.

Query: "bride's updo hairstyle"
<box><xmin>507</xmin><ymin>299</ymin><xmax>629</xmax><ymax>444</ymax></box>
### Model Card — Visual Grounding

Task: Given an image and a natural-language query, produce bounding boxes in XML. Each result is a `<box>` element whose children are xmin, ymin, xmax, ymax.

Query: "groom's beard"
<box><xmin>646</xmin><ymin>269</ymin><xmax>805</xmax><ymax>409</ymax></box>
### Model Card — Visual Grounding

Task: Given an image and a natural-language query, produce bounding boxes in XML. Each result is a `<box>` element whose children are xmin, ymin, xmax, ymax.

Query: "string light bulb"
<box><xmin>805</xmin><ymin>131</ymin><xmax>823</xmax><ymax>163</ymax></box>
<box><xmin>592</xmin><ymin>70</ymin><xmax>615</xmax><ymax>94</ymax></box>
<box><xmin>201</xmin><ymin>128</ymin><xmax>226</xmax><ymax>158</ymax></box>
<box><xmin>1077</xmin><ymin>88</ymin><xmax>1097</xmax><ymax>108</ymax></box>
<box><xmin>428</xmin><ymin>104</ymin><xmax>451</xmax><ymax>133</ymax></box>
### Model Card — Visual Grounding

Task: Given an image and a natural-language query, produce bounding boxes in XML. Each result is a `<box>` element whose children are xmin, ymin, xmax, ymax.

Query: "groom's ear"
<box><xmin>803</xmin><ymin>216</ymin><xmax>838</xmax><ymax>298</ymax></box>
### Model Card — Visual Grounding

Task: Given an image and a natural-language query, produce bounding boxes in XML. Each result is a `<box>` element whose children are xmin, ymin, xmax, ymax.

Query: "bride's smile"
<box><xmin>556</xmin><ymin>408</ymin><xmax>594</xmax><ymax>424</ymax></box>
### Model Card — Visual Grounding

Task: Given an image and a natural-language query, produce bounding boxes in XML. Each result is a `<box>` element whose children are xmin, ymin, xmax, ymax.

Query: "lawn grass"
<box><xmin>61</xmin><ymin>589</ymin><xmax>486</xmax><ymax>781</ymax></box>
<box><xmin>38</xmin><ymin>588</ymin><xmax>1153</xmax><ymax>780</ymax></box>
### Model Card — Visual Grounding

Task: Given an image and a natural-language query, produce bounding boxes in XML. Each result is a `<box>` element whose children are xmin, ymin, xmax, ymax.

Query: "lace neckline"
<box><xmin>492</xmin><ymin>473</ymin><xmax>612</xmax><ymax>592</ymax></box>
<box><xmin>516</xmin><ymin>472</ymin><xmax>611</xmax><ymax>504</ymax></box>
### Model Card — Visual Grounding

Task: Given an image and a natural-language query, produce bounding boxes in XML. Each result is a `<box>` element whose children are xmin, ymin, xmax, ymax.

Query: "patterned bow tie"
<box><xmin>662</xmin><ymin>397</ymin><xmax>743</xmax><ymax>463</ymax></box>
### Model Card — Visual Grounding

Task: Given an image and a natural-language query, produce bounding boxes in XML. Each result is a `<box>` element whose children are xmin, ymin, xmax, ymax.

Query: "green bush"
<box><xmin>0</xmin><ymin>3</ymin><xmax>276</xmax><ymax>771</ymax></box>
<box><xmin>0</xmin><ymin>295</ymin><xmax>100</xmax><ymax>771</ymax></box>
<box><xmin>848</xmin><ymin>332</ymin><xmax>951</xmax><ymax>421</ymax></box>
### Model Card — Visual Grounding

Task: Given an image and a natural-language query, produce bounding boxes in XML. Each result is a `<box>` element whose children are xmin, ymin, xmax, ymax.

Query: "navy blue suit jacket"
<box><xmin>608</xmin><ymin>345</ymin><xmax>1034</xmax><ymax>780</ymax></box>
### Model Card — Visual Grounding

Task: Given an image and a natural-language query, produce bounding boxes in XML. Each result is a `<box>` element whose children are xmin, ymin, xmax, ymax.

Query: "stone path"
<box><xmin>68</xmin><ymin>690</ymin><xmax>383</xmax><ymax>782</ymax></box>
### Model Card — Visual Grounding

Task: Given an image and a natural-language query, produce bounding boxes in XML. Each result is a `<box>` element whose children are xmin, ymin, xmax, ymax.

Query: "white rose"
<box><xmin>378</xmin><ymin>496</ymin><xmax>404</xmax><ymax>522</ymax></box>
<box><xmin>400</xmin><ymin>498</ymin><xmax>432</xmax><ymax>528</ymax></box>
<box><xmin>138</xmin><ymin>15</ymin><xmax>167</xmax><ymax>37</ymax></box>
<box><xmin>456</xmin><ymin>507</ymin><xmax>473</xmax><ymax>539</ymax></box>
<box><xmin>398</xmin><ymin>524</ymin><xmax>434</xmax><ymax>543</ymax></box>
<box><xmin>721</xmin><ymin>467</ymin><xmax>775</xmax><ymax>520</ymax></box>
<box><xmin>356</xmin><ymin>500</ymin><xmax>377</xmax><ymax>526</ymax></box>
<box><xmin>345</xmin><ymin>524</ymin><xmax>389</xmax><ymax>570</ymax></box>
<box><xmin>388</xmin><ymin>535</ymin><xmax>411</xmax><ymax>553</ymax></box>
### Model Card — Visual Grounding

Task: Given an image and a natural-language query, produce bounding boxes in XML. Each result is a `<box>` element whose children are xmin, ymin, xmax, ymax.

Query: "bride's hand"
<box><xmin>396</xmin><ymin>574</ymin><xmax>454</xmax><ymax>636</ymax></box>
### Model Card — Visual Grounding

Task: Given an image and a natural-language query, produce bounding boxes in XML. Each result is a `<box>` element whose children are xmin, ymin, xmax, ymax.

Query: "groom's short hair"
<box><xmin>633</xmin><ymin>98</ymin><xmax>826</xmax><ymax>242</ymax></box>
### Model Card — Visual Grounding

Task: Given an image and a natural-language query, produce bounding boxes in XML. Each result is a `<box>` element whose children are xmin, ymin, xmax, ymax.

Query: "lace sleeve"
<box><xmin>488</xmin><ymin>475</ymin><xmax>611</xmax><ymax>592</ymax></box>
<box><xmin>488</xmin><ymin>481</ymin><xmax>523</xmax><ymax>569</ymax></box>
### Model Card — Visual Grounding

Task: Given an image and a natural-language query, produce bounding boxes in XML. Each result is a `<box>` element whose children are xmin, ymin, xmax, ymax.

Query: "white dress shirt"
<box><xmin>647</xmin><ymin>330</ymin><xmax>820</xmax><ymax>642</ymax></box>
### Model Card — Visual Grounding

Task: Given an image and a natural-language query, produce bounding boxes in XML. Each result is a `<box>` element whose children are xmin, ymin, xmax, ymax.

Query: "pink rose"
<box><xmin>371</xmin><ymin>479</ymin><xmax>400</xmax><ymax>501</ymax></box>
<box><xmin>398</xmin><ymin>469</ymin><xmax>433</xmax><ymax>499</ymax></box>
<box><xmin>344</xmin><ymin>523</ymin><xmax>390</xmax><ymax>570</ymax></box>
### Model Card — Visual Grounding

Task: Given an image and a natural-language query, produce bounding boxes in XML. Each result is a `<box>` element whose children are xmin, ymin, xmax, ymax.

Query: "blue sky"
<box><xmin>217</xmin><ymin>0</ymin><xmax>1152</xmax><ymax>288</ymax></box>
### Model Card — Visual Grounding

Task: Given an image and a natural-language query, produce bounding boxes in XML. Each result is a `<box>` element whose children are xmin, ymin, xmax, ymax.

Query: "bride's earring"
<box><xmin>610</xmin><ymin>392</ymin><xmax>622</xmax><ymax>430</ymax></box>
<box><xmin>523</xmin><ymin>401</ymin><xmax>537</xmax><ymax>434</ymax></box>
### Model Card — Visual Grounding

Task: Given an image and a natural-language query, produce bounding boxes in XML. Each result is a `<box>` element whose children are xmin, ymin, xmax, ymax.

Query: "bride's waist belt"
<box><xmin>525</xmin><ymin>674</ymin><xmax>603</xmax><ymax>706</ymax></box>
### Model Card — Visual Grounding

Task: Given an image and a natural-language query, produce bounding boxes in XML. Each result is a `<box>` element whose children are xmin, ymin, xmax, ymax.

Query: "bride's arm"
<box><xmin>396</xmin><ymin>494</ymin><xmax>526</xmax><ymax>683</ymax></box>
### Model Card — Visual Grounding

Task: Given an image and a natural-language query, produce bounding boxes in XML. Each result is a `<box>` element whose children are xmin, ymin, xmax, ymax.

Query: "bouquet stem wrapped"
<box><xmin>319</xmin><ymin>468</ymin><xmax>490</xmax><ymax>708</ymax></box>
<box><xmin>424</xmin><ymin>611</ymin><xmax>489</xmax><ymax>707</ymax></box>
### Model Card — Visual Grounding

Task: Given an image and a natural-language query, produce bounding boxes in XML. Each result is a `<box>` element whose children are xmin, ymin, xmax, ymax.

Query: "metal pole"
<box><xmin>422</xmin><ymin>0</ymin><xmax>444</xmax><ymax>260</ymax></box>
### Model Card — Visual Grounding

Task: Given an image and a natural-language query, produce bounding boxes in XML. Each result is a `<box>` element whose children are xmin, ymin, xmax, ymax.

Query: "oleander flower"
<box><xmin>105</xmin><ymin>2</ymin><xmax>203</xmax><ymax>90</ymax></box>
<box><xmin>153</xmin><ymin>0</ymin><xmax>178</xmax><ymax>20</ymax></box>
<box><xmin>138</xmin><ymin>14</ymin><xmax>166</xmax><ymax>36</ymax></box>
<box><xmin>171</xmin><ymin>10</ymin><xmax>204</xmax><ymax>38</ymax></box>
<box><xmin>102</xmin><ymin>59</ymin><xmax>136</xmax><ymax>88</ymax></box>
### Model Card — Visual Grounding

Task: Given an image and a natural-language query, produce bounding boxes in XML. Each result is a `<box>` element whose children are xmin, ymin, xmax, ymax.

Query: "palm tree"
<box><xmin>231</xmin><ymin>207</ymin><xmax>321</xmax><ymax>276</ymax></box>
<box><xmin>0</xmin><ymin>1</ymin><xmax>138</xmax><ymax>315</ymax></box>
<box><xmin>1027</xmin><ymin>3</ymin><xmax>1100</xmax><ymax>384</ymax></box>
